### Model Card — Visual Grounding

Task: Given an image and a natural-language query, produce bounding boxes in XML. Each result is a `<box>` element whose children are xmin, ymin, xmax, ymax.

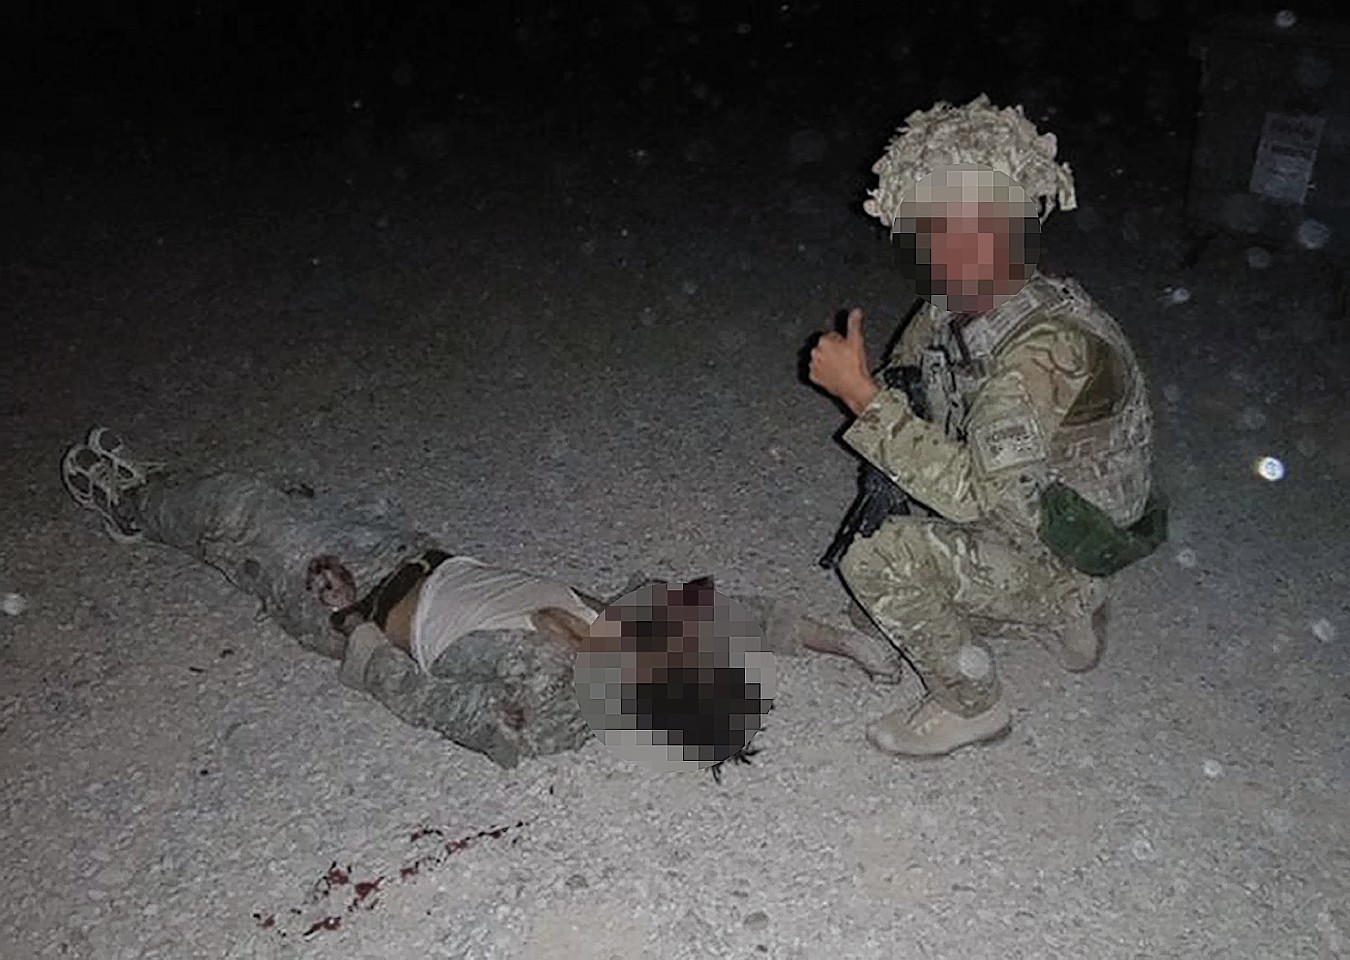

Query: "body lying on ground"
<box><xmin>61</xmin><ymin>427</ymin><xmax>903</xmax><ymax>769</ymax></box>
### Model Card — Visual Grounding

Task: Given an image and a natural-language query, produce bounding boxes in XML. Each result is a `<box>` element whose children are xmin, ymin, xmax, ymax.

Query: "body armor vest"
<box><xmin>900</xmin><ymin>273</ymin><xmax>1154</xmax><ymax>528</ymax></box>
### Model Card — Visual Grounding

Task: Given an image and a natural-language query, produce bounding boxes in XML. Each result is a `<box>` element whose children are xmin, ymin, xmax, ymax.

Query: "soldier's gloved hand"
<box><xmin>809</xmin><ymin>307</ymin><xmax>880</xmax><ymax>415</ymax></box>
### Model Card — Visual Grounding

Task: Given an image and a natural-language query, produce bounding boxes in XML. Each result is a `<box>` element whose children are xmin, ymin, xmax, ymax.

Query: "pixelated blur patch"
<box><xmin>889</xmin><ymin>162</ymin><xmax>1041</xmax><ymax>314</ymax></box>
<box><xmin>572</xmin><ymin>577</ymin><xmax>776</xmax><ymax>773</ymax></box>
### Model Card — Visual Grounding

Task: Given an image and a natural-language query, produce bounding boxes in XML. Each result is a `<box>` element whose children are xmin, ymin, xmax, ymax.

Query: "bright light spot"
<box><xmin>1274</xmin><ymin>9</ymin><xmax>1298</xmax><ymax>28</ymax></box>
<box><xmin>1202</xmin><ymin>759</ymin><xmax>1223</xmax><ymax>779</ymax></box>
<box><xmin>1296</xmin><ymin>218</ymin><xmax>1331</xmax><ymax>250</ymax></box>
<box><xmin>1310</xmin><ymin>617</ymin><xmax>1337</xmax><ymax>643</ymax></box>
<box><xmin>1162</xmin><ymin>286</ymin><xmax>1191</xmax><ymax>306</ymax></box>
<box><xmin>1255</xmin><ymin>456</ymin><xmax>1285</xmax><ymax>481</ymax></box>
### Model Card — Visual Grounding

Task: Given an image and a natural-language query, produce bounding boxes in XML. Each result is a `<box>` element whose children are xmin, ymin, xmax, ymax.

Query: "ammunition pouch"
<box><xmin>1037</xmin><ymin>481</ymin><xmax>1168</xmax><ymax>578</ymax></box>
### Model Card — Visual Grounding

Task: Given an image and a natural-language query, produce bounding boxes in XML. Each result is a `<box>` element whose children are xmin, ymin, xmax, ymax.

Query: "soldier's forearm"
<box><xmin>842</xmin><ymin>389</ymin><xmax>981</xmax><ymax>522</ymax></box>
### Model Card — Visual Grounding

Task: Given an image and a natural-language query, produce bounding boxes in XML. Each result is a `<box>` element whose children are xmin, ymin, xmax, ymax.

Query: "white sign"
<box><xmin>1249</xmin><ymin>112</ymin><xmax>1326</xmax><ymax>205</ymax></box>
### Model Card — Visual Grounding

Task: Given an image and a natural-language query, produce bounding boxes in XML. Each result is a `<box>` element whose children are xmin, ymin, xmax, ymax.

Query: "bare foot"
<box><xmin>306</xmin><ymin>554</ymin><xmax>358</xmax><ymax>609</ymax></box>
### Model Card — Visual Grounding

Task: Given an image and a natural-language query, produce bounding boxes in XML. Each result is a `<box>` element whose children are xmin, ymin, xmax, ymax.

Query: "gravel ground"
<box><xmin>1</xmin><ymin>115</ymin><xmax>1347</xmax><ymax>960</ymax></box>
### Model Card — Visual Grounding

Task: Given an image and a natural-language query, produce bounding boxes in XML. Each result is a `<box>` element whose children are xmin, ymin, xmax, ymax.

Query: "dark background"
<box><xmin>8</xmin><ymin>0</ymin><xmax>1347</xmax><ymax>180</ymax></box>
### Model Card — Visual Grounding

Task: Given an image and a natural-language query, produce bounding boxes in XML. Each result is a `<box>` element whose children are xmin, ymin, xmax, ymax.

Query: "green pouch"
<box><xmin>1037</xmin><ymin>481</ymin><xmax>1168</xmax><ymax>578</ymax></box>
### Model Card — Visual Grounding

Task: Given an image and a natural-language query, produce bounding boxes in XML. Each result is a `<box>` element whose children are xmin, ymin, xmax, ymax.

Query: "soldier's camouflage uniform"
<box><xmin>839</xmin><ymin>271</ymin><xmax>1155</xmax><ymax>717</ymax></box>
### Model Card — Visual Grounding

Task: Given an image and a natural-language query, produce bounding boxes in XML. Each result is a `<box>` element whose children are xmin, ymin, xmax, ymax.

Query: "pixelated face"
<box><xmin>892</xmin><ymin>164</ymin><xmax>1040</xmax><ymax>314</ymax></box>
<box><xmin>921</xmin><ymin>200</ymin><xmax>1011</xmax><ymax>279</ymax></box>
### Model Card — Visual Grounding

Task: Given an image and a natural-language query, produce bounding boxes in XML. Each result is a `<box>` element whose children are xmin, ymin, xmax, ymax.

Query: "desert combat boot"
<box><xmin>1043</xmin><ymin>579</ymin><xmax>1110</xmax><ymax>673</ymax></box>
<box><xmin>866</xmin><ymin>693</ymin><xmax>1012</xmax><ymax>758</ymax></box>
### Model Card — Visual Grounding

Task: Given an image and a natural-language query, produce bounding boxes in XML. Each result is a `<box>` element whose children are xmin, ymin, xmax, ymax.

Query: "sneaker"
<box><xmin>866</xmin><ymin>693</ymin><xmax>1012</xmax><ymax>758</ymax></box>
<box><xmin>61</xmin><ymin>427</ymin><xmax>161</xmax><ymax>542</ymax></box>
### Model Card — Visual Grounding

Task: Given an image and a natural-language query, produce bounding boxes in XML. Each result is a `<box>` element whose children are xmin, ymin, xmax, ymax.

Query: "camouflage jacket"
<box><xmin>844</xmin><ymin>272</ymin><xmax>1154</xmax><ymax>538</ymax></box>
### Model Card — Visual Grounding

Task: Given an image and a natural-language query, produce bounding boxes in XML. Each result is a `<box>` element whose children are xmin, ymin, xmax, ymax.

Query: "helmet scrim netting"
<box><xmin>863</xmin><ymin>94</ymin><xmax>1077</xmax><ymax>228</ymax></box>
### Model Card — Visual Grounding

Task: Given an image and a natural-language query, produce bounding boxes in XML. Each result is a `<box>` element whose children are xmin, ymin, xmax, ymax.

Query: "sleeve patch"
<box><xmin>972</xmin><ymin>415</ymin><xmax>1045</xmax><ymax>474</ymax></box>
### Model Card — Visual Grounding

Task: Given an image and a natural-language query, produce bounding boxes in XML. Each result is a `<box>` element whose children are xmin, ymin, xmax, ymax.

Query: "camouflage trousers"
<box><xmin>839</xmin><ymin>515</ymin><xmax>1102</xmax><ymax>717</ymax></box>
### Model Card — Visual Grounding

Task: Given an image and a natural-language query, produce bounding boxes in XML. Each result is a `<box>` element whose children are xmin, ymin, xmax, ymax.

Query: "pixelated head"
<box><xmin>573</xmin><ymin>578</ymin><xmax>775</xmax><ymax>772</ymax></box>
<box><xmin>890</xmin><ymin>163</ymin><xmax>1042</xmax><ymax>314</ymax></box>
<box><xmin>864</xmin><ymin>95</ymin><xmax>1075</xmax><ymax>311</ymax></box>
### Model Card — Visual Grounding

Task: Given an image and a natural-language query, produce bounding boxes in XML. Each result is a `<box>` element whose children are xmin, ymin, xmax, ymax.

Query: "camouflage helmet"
<box><xmin>863</xmin><ymin>94</ymin><xmax>1077</xmax><ymax>227</ymax></box>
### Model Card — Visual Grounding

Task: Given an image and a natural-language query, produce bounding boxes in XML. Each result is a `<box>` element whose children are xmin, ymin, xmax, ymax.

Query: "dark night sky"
<box><xmin>8</xmin><ymin>0</ymin><xmax>1348</xmax><ymax>173</ymax></box>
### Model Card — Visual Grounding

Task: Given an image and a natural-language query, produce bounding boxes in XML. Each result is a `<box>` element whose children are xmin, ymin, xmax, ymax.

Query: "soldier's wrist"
<box><xmin>846</xmin><ymin>379</ymin><xmax>881</xmax><ymax>416</ymax></box>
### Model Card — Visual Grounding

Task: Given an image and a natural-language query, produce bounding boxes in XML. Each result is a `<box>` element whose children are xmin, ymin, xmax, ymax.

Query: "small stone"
<box><xmin>1162</xmin><ymin>383</ymin><xmax>1182</xmax><ymax>404</ymax></box>
<box><xmin>1310</xmin><ymin>618</ymin><xmax>1337</xmax><ymax>643</ymax></box>
<box><xmin>744</xmin><ymin>911</ymin><xmax>770</xmax><ymax>931</ymax></box>
<box><xmin>1264</xmin><ymin>807</ymin><xmax>1293</xmax><ymax>833</ymax></box>
<box><xmin>1239</xmin><ymin>407</ymin><xmax>1268</xmax><ymax>430</ymax></box>
<box><xmin>1130</xmin><ymin>836</ymin><xmax>1155</xmax><ymax>861</ymax></box>
<box><xmin>1162</xmin><ymin>286</ymin><xmax>1191</xmax><ymax>305</ymax></box>
<box><xmin>1246</xmin><ymin>246</ymin><xmax>1273</xmax><ymax>270</ymax></box>
<box><xmin>1</xmin><ymin>592</ymin><xmax>27</xmax><ymax>616</ymax></box>
<box><xmin>1274</xmin><ymin>9</ymin><xmax>1298</xmax><ymax>28</ymax></box>
<box><xmin>1202</xmin><ymin>759</ymin><xmax>1223</xmax><ymax>779</ymax></box>
<box><xmin>1175</xmin><ymin>548</ymin><xmax>1198</xmax><ymax>568</ymax></box>
<box><xmin>565</xmin><ymin>873</ymin><xmax>589</xmax><ymax>889</ymax></box>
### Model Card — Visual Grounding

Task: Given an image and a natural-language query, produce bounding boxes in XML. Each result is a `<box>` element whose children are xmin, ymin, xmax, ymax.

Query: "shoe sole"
<box><xmin>866</xmin><ymin>721</ymin><xmax>1014</xmax><ymax>760</ymax></box>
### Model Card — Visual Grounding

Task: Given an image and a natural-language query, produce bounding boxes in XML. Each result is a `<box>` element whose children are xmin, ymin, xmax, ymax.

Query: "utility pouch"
<box><xmin>1037</xmin><ymin>481</ymin><xmax>1168</xmax><ymax>578</ymax></box>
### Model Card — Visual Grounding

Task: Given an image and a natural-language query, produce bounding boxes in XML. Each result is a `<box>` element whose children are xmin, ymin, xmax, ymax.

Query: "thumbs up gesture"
<box><xmin>809</xmin><ymin>307</ymin><xmax>879</xmax><ymax>415</ymax></box>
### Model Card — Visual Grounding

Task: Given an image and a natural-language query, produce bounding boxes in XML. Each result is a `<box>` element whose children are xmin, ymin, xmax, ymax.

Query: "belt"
<box><xmin>331</xmin><ymin>548</ymin><xmax>453</xmax><ymax>634</ymax></box>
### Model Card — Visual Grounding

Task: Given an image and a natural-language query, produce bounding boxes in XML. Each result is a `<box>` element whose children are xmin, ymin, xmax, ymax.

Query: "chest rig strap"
<box><xmin>917</xmin><ymin>277</ymin><xmax>1071</xmax><ymax>441</ymax></box>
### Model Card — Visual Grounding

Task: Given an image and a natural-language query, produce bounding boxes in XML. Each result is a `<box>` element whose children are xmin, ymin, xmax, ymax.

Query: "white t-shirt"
<box><xmin>410</xmin><ymin>556</ymin><xmax>600</xmax><ymax>673</ymax></box>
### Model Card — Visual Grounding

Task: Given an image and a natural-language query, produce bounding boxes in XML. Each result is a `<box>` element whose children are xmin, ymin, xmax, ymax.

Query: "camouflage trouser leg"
<box><xmin>839</xmin><ymin>515</ymin><xmax>1095</xmax><ymax>717</ymax></box>
<box><xmin>131</xmin><ymin>468</ymin><xmax>437</xmax><ymax>660</ymax></box>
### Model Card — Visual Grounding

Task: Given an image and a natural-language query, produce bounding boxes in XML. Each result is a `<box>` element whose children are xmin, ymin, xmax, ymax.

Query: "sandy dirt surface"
<box><xmin>1</xmin><ymin>113</ymin><xmax>1347</xmax><ymax>959</ymax></box>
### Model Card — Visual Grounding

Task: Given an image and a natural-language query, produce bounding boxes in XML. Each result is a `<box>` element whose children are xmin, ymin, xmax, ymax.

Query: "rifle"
<box><xmin>818</xmin><ymin>364</ymin><xmax>930</xmax><ymax>570</ymax></box>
